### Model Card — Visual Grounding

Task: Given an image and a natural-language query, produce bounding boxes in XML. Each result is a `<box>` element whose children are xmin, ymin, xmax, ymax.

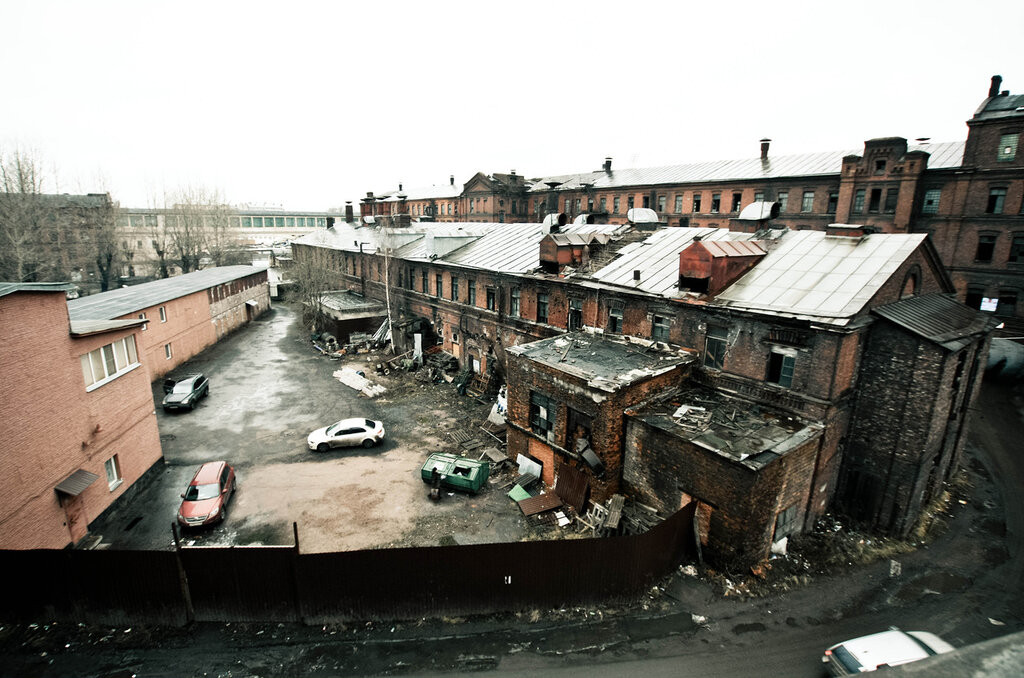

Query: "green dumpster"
<box><xmin>421</xmin><ymin>453</ymin><xmax>490</xmax><ymax>494</ymax></box>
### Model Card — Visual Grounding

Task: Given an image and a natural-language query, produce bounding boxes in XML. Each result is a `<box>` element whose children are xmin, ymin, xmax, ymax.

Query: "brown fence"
<box><xmin>1</xmin><ymin>504</ymin><xmax>695</xmax><ymax>625</ymax></box>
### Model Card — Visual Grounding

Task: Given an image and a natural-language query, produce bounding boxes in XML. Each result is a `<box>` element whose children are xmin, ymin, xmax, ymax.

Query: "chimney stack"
<box><xmin>603</xmin><ymin>157</ymin><xmax>613</xmax><ymax>172</ymax></box>
<box><xmin>398</xmin><ymin>183</ymin><xmax>403</xmax><ymax>191</ymax></box>
<box><xmin>345</xmin><ymin>201</ymin><xmax>353</xmax><ymax>223</ymax></box>
<box><xmin>760</xmin><ymin>138</ymin><xmax>771</xmax><ymax>160</ymax></box>
<box><xmin>450</xmin><ymin>175</ymin><xmax>455</xmax><ymax>186</ymax></box>
<box><xmin>989</xmin><ymin>75</ymin><xmax>1003</xmax><ymax>98</ymax></box>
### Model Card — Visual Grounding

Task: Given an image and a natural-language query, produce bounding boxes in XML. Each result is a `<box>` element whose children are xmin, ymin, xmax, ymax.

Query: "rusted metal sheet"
<box><xmin>554</xmin><ymin>462</ymin><xmax>590</xmax><ymax>514</ymax></box>
<box><xmin>518</xmin><ymin>492</ymin><xmax>563</xmax><ymax>516</ymax></box>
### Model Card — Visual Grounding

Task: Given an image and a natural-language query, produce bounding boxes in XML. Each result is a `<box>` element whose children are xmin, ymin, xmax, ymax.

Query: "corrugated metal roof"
<box><xmin>713</xmin><ymin>230</ymin><xmax>928</xmax><ymax>325</ymax></box>
<box><xmin>872</xmin><ymin>293</ymin><xmax>998</xmax><ymax>351</ymax></box>
<box><xmin>68</xmin><ymin>266</ymin><xmax>264</xmax><ymax>321</ymax></box>
<box><xmin>0</xmin><ymin>282</ymin><xmax>74</xmax><ymax>299</ymax></box>
<box><xmin>528</xmin><ymin>142</ymin><xmax>964</xmax><ymax>191</ymax></box>
<box><xmin>444</xmin><ymin>222</ymin><xmax>627</xmax><ymax>273</ymax></box>
<box><xmin>55</xmin><ymin>469</ymin><xmax>99</xmax><ymax>496</ymax></box>
<box><xmin>592</xmin><ymin>227</ymin><xmax>751</xmax><ymax>295</ymax></box>
<box><xmin>70</xmin><ymin>318</ymin><xmax>146</xmax><ymax>336</ymax></box>
<box><xmin>701</xmin><ymin>240</ymin><xmax>766</xmax><ymax>258</ymax></box>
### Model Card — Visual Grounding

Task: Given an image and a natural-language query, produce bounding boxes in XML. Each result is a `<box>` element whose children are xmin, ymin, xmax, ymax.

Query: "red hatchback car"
<box><xmin>177</xmin><ymin>461</ymin><xmax>236</xmax><ymax>528</ymax></box>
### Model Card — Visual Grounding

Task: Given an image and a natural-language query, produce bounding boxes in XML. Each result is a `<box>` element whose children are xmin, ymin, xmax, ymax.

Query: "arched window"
<box><xmin>900</xmin><ymin>265</ymin><xmax>921</xmax><ymax>298</ymax></box>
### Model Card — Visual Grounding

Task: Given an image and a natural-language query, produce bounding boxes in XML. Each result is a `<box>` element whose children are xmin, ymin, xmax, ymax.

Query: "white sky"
<box><xmin>2</xmin><ymin>0</ymin><xmax>1021</xmax><ymax>211</ymax></box>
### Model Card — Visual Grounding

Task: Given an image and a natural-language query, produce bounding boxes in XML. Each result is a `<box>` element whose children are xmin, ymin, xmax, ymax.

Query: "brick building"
<box><xmin>292</xmin><ymin>216</ymin><xmax>995</xmax><ymax>566</ymax></box>
<box><xmin>0</xmin><ymin>283</ymin><xmax>162</xmax><ymax>549</ymax></box>
<box><xmin>353</xmin><ymin>75</ymin><xmax>1024</xmax><ymax>337</ymax></box>
<box><xmin>68</xmin><ymin>266</ymin><xmax>271</xmax><ymax>379</ymax></box>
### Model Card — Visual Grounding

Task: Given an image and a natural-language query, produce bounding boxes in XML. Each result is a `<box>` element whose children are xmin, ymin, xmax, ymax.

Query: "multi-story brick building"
<box><xmin>68</xmin><ymin>266</ymin><xmax>271</xmax><ymax>379</ymax></box>
<box><xmin>0</xmin><ymin>283</ymin><xmax>162</xmax><ymax>549</ymax></box>
<box><xmin>291</xmin><ymin>215</ymin><xmax>995</xmax><ymax>567</ymax></box>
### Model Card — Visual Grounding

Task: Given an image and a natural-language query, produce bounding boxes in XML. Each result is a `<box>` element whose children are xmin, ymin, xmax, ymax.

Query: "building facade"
<box><xmin>0</xmin><ymin>283</ymin><xmax>163</xmax><ymax>549</ymax></box>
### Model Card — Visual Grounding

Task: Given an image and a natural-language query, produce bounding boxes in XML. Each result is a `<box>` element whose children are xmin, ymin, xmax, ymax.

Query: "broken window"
<box><xmin>510</xmin><ymin>287</ymin><xmax>520</xmax><ymax>317</ymax></box>
<box><xmin>613</xmin><ymin>196</ymin><xmax>620</xmax><ymax>214</ymax></box>
<box><xmin>674</xmin><ymin>195</ymin><xmax>683</xmax><ymax>213</ymax></box>
<box><xmin>537</xmin><ymin>293</ymin><xmax>549</xmax><ymax>323</ymax></box>
<box><xmin>530</xmin><ymin>391</ymin><xmax>556</xmax><ymax>441</ymax></box>
<box><xmin>731</xmin><ymin>192</ymin><xmax>742</xmax><ymax>213</ymax></box>
<box><xmin>774</xmin><ymin>504</ymin><xmax>798</xmax><ymax>541</ymax></box>
<box><xmin>567</xmin><ymin>407</ymin><xmax>593</xmax><ymax>455</ymax></box>
<box><xmin>435</xmin><ymin>274</ymin><xmax>442</xmax><ymax>297</ymax></box>
<box><xmin>921</xmin><ymin>189</ymin><xmax>941</xmax><ymax>214</ymax></box>
<box><xmin>777</xmin><ymin>191</ymin><xmax>788</xmax><ymax>212</ymax></box>
<box><xmin>767</xmin><ymin>348</ymin><xmax>796</xmax><ymax>388</ymax></box>
<box><xmin>451</xmin><ymin>275</ymin><xmax>459</xmax><ymax>302</ymax></box>
<box><xmin>711</xmin><ymin>193</ymin><xmax>721</xmax><ymax>213</ymax></box>
<box><xmin>975</xmin><ymin>233</ymin><xmax>997</xmax><ymax>262</ymax></box>
<box><xmin>692</xmin><ymin>193</ymin><xmax>702</xmax><ymax>213</ymax></box>
<box><xmin>1009</xmin><ymin>234</ymin><xmax>1024</xmax><ymax>263</ymax></box>
<box><xmin>608</xmin><ymin>307</ymin><xmax>623</xmax><ymax>333</ymax></box>
<box><xmin>987</xmin><ymin>187</ymin><xmax>1007</xmax><ymax>214</ymax></box>
<box><xmin>703</xmin><ymin>326</ymin><xmax>727</xmax><ymax>370</ymax></box>
<box><xmin>486</xmin><ymin>287</ymin><xmax>496</xmax><ymax>311</ymax></box>
<box><xmin>658</xmin><ymin>195</ymin><xmax>666</xmax><ymax>212</ymax></box>
<box><xmin>884</xmin><ymin>187</ymin><xmax>899</xmax><ymax>213</ymax></box>
<box><xmin>628</xmin><ymin>196</ymin><xmax>635</xmax><ymax>210</ymax></box>
<box><xmin>827</xmin><ymin>191</ymin><xmax>839</xmax><ymax>213</ymax></box>
<box><xmin>965</xmin><ymin>286</ymin><xmax>984</xmax><ymax>310</ymax></box>
<box><xmin>568</xmin><ymin>299</ymin><xmax>583</xmax><ymax>331</ymax></box>
<box><xmin>868</xmin><ymin>188</ymin><xmax>882</xmax><ymax>213</ymax></box>
<box><xmin>652</xmin><ymin>314</ymin><xmax>670</xmax><ymax>341</ymax></box>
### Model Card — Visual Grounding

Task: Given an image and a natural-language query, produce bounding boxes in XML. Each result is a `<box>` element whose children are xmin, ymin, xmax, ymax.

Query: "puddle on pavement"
<box><xmin>893</xmin><ymin>572</ymin><xmax>971</xmax><ymax>602</ymax></box>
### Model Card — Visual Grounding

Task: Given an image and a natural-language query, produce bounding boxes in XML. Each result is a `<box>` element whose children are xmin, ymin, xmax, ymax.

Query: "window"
<box><xmin>1009</xmin><ymin>234</ymin><xmax>1024</xmax><ymax>263</ymax></box>
<box><xmin>627</xmin><ymin>196</ymin><xmax>635</xmax><ymax>210</ymax></box>
<box><xmin>510</xmin><ymin>288</ymin><xmax>520</xmax><ymax>317</ymax></box>
<box><xmin>600</xmin><ymin>197</ymin><xmax>606</xmax><ymax>213</ymax></box>
<box><xmin>608</xmin><ymin>307</ymin><xmax>623</xmax><ymax>333</ymax></box>
<box><xmin>164</xmin><ymin>343</ymin><xmax>173</xmax><ymax>360</ymax></box>
<box><xmin>975</xmin><ymin>234</ymin><xmax>997</xmax><ymax>262</ymax></box>
<box><xmin>868</xmin><ymin>188</ymin><xmax>882</xmax><ymax>213</ymax></box>
<box><xmin>642</xmin><ymin>195</ymin><xmax>650</xmax><ymax>209</ymax></box>
<box><xmin>451</xmin><ymin>276</ymin><xmax>459</xmax><ymax>302</ymax></box>
<box><xmin>658</xmin><ymin>195</ymin><xmax>666</xmax><ymax>212</ymax></box>
<box><xmin>987</xmin><ymin>188</ymin><xmax>1007</xmax><ymax>214</ymax></box>
<box><xmin>965</xmin><ymin>286</ymin><xmax>984</xmax><ymax>310</ymax></box>
<box><xmin>703</xmin><ymin>326</ymin><xmax>727</xmax><ymax>370</ymax></box>
<box><xmin>138</xmin><ymin>312</ymin><xmax>147</xmax><ymax>330</ymax></box>
<box><xmin>774</xmin><ymin>504</ymin><xmax>798</xmax><ymax>540</ymax></box>
<box><xmin>435</xmin><ymin>274</ymin><xmax>442</xmax><ymax>297</ymax></box>
<box><xmin>104</xmin><ymin>455</ymin><xmax>122</xmax><ymax>491</ymax></box>
<box><xmin>568</xmin><ymin>299</ymin><xmax>583</xmax><ymax>330</ymax></box>
<box><xmin>692</xmin><ymin>194</ymin><xmax>702</xmax><ymax>212</ymax></box>
<box><xmin>997</xmin><ymin>291</ymin><xmax>1017</xmax><ymax>317</ymax></box>
<box><xmin>575</xmin><ymin>198</ymin><xmax>581</xmax><ymax>213</ymax></box>
<box><xmin>537</xmin><ymin>293</ymin><xmax>549</xmax><ymax>323</ymax></box>
<box><xmin>754</xmin><ymin>191</ymin><xmax>765</xmax><ymax>203</ymax></box>
<box><xmin>613</xmin><ymin>197</ymin><xmax>620</xmax><ymax>214</ymax></box>
<box><xmin>80</xmin><ymin>335</ymin><xmax>140</xmax><ymax>390</ymax></box>
<box><xmin>421</xmin><ymin>270</ymin><xmax>427</xmax><ymax>292</ymax></box>
<box><xmin>652</xmin><ymin>314</ymin><xmax>670</xmax><ymax>341</ymax></box>
<box><xmin>674</xmin><ymin>195</ymin><xmax>683</xmax><ymax>213</ymax></box>
<box><xmin>731</xmin><ymin>193</ymin><xmax>742</xmax><ymax>212</ymax></box>
<box><xmin>827</xmin><ymin>191</ymin><xmax>839</xmax><ymax>213</ymax></box>
<box><xmin>468</xmin><ymin>280</ymin><xmax>476</xmax><ymax>306</ymax></box>
<box><xmin>874</xmin><ymin>160</ymin><xmax>887</xmax><ymax>175</ymax></box>
<box><xmin>451</xmin><ymin>330</ymin><xmax>459</xmax><ymax>344</ymax></box>
<box><xmin>529</xmin><ymin>391</ymin><xmax>556</xmax><ymax>441</ymax></box>
<box><xmin>777</xmin><ymin>191</ymin><xmax>788</xmax><ymax>212</ymax></box>
<box><xmin>767</xmin><ymin>348</ymin><xmax>796</xmax><ymax>388</ymax></box>
<box><xmin>565</xmin><ymin>198</ymin><xmax>571</xmax><ymax>213</ymax></box>
<box><xmin>801</xmin><ymin>191</ymin><xmax>814</xmax><ymax>212</ymax></box>
<box><xmin>711</xmin><ymin>194</ymin><xmax>721</xmax><ymax>213</ymax></box>
<box><xmin>486</xmin><ymin>287</ymin><xmax>496</xmax><ymax>311</ymax></box>
<box><xmin>159</xmin><ymin>305</ymin><xmax>167</xmax><ymax>322</ymax></box>
<box><xmin>884</xmin><ymin>187</ymin><xmax>899</xmax><ymax>213</ymax></box>
<box><xmin>998</xmin><ymin>133</ymin><xmax>1019</xmax><ymax>162</ymax></box>
<box><xmin>921</xmin><ymin>189</ymin><xmax>941</xmax><ymax>214</ymax></box>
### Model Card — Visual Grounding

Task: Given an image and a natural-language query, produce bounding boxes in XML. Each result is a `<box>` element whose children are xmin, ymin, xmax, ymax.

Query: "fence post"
<box><xmin>291</xmin><ymin>522</ymin><xmax>303</xmax><ymax>623</ymax></box>
<box><xmin>172</xmin><ymin>522</ymin><xmax>195</xmax><ymax>623</ymax></box>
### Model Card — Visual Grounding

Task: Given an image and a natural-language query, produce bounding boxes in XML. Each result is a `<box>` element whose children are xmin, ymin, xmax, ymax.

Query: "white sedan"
<box><xmin>823</xmin><ymin>627</ymin><xmax>954</xmax><ymax>675</ymax></box>
<box><xmin>307</xmin><ymin>418</ymin><xmax>385</xmax><ymax>453</ymax></box>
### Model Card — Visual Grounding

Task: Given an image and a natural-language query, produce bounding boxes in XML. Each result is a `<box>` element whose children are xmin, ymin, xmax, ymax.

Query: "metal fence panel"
<box><xmin>179</xmin><ymin>546</ymin><xmax>298</xmax><ymax>622</ymax></box>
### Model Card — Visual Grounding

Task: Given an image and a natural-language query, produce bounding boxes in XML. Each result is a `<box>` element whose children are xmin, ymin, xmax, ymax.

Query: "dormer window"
<box><xmin>874</xmin><ymin>160</ymin><xmax>887</xmax><ymax>174</ymax></box>
<box><xmin>998</xmin><ymin>133</ymin><xmax>1019</xmax><ymax>162</ymax></box>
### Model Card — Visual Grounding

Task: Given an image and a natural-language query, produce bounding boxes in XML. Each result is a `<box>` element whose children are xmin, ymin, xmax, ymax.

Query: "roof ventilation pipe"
<box><xmin>760</xmin><ymin>138</ymin><xmax>771</xmax><ymax>160</ymax></box>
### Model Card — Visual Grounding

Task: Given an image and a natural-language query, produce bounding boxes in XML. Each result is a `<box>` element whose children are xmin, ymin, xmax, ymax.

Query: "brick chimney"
<box><xmin>760</xmin><ymin>138</ymin><xmax>771</xmax><ymax>160</ymax></box>
<box><xmin>344</xmin><ymin>201</ymin><xmax>353</xmax><ymax>223</ymax></box>
<box><xmin>603</xmin><ymin>157</ymin><xmax>612</xmax><ymax>172</ymax></box>
<box><xmin>989</xmin><ymin>75</ymin><xmax>1003</xmax><ymax>98</ymax></box>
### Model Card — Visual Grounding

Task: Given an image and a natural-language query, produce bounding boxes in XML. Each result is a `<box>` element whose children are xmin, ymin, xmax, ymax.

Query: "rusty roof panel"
<box><xmin>554</xmin><ymin>462</ymin><xmax>590</xmax><ymax>514</ymax></box>
<box><xmin>518</xmin><ymin>492</ymin><xmax>563</xmax><ymax>516</ymax></box>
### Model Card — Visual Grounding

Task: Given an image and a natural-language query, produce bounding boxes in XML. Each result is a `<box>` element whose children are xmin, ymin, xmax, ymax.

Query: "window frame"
<box><xmin>104</xmin><ymin>455</ymin><xmax>123</xmax><ymax>491</ymax></box>
<box><xmin>537</xmin><ymin>292</ymin><xmax>549</xmax><ymax>323</ymax></box>
<box><xmin>703</xmin><ymin>326</ymin><xmax>727</xmax><ymax>370</ymax></box>
<box><xmin>510</xmin><ymin>287</ymin><xmax>520</xmax><ymax>317</ymax></box>
<box><xmin>652</xmin><ymin>314</ymin><xmax>670</xmax><ymax>341</ymax></box>
<box><xmin>921</xmin><ymin>188</ymin><xmax>941</xmax><ymax>214</ymax></box>
<box><xmin>81</xmin><ymin>335</ymin><xmax>140</xmax><ymax>391</ymax></box>
<box><xmin>801</xmin><ymin>191</ymin><xmax>814</xmax><ymax>213</ymax></box>
<box><xmin>975</xmin><ymin>232</ymin><xmax>997</xmax><ymax>263</ymax></box>
<box><xmin>159</xmin><ymin>305</ymin><xmax>167</xmax><ymax>323</ymax></box>
<box><xmin>529</xmin><ymin>391</ymin><xmax>556</xmax><ymax>441</ymax></box>
<box><xmin>767</xmin><ymin>347</ymin><xmax>796</xmax><ymax>388</ymax></box>
<box><xmin>987</xmin><ymin>187</ymin><xmax>1007</xmax><ymax>215</ymax></box>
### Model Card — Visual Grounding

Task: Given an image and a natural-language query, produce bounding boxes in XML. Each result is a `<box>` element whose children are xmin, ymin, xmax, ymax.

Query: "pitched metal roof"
<box><xmin>528</xmin><ymin>142</ymin><xmax>964</xmax><ymax>191</ymax></box>
<box><xmin>872</xmin><ymin>293</ymin><xmax>999</xmax><ymax>351</ymax></box>
<box><xmin>70</xmin><ymin>318</ymin><xmax>146</xmax><ymax>336</ymax></box>
<box><xmin>443</xmin><ymin>222</ymin><xmax>627</xmax><ymax>273</ymax></box>
<box><xmin>68</xmin><ymin>266</ymin><xmax>264</xmax><ymax>321</ymax></box>
<box><xmin>713</xmin><ymin>230</ymin><xmax>928</xmax><ymax>325</ymax></box>
<box><xmin>592</xmin><ymin>227</ymin><xmax>752</xmax><ymax>295</ymax></box>
<box><xmin>0</xmin><ymin>282</ymin><xmax>74</xmax><ymax>299</ymax></box>
<box><xmin>701</xmin><ymin>240</ymin><xmax>766</xmax><ymax>258</ymax></box>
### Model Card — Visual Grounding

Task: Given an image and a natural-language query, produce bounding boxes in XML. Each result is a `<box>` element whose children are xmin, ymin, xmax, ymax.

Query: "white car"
<box><xmin>307</xmin><ymin>418</ymin><xmax>385</xmax><ymax>453</ymax></box>
<box><xmin>823</xmin><ymin>627</ymin><xmax>954</xmax><ymax>675</ymax></box>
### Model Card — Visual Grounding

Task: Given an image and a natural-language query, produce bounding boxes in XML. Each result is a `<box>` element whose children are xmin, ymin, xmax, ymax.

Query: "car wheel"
<box><xmin>219</xmin><ymin>507</ymin><xmax>227</xmax><ymax>523</ymax></box>
<box><xmin>189</xmin><ymin>400</ymin><xmax>195</xmax><ymax>410</ymax></box>
<box><xmin>316</xmin><ymin>442</ymin><xmax>330</xmax><ymax>453</ymax></box>
<box><xmin>362</xmin><ymin>438</ymin><xmax>375</xmax><ymax>449</ymax></box>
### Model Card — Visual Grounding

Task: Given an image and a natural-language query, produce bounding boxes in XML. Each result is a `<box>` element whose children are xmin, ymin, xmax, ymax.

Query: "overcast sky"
<box><xmin>2</xmin><ymin>0</ymin><xmax>1021</xmax><ymax>211</ymax></box>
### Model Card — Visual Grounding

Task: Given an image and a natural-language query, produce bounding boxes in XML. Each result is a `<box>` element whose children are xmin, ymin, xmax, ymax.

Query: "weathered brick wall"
<box><xmin>117</xmin><ymin>290</ymin><xmax>217</xmax><ymax>379</ymax></box>
<box><xmin>209</xmin><ymin>271</ymin><xmax>270</xmax><ymax>339</ymax></box>
<box><xmin>0</xmin><ymin>291</ymin><xmax>162</xmax><ymax>549</ymax></box>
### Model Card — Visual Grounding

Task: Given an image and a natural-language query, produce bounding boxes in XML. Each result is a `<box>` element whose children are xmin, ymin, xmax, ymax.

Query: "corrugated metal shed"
<box><xmin>713</xmin><ymin>230</ymin><xmax>928</xmax><ymax>325</ymax></box>
<box><xmin>528</xmin><ymin>142</ymin><xmax>964</xmax><ymax>191</ymax></box>
<box><xmin>872</xmin><ymin>293</ymin><xmax>998</xmax><ymax>351</ymax></box>
<box><xmin>68</xmin><ymin>266</ymin><xmax>264</xmax><ymax>321</ymax></box>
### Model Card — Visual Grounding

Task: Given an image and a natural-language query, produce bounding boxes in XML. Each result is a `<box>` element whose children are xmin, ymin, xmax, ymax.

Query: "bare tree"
<box><xmin>163</xmin><ymin>186</ymin><xmax>245</xmax><ymax>273</ymax></box>
<box><xmin>291</xmin><ymin>244</ymin><xmax>335</xmax><ymax>332</ymax></box>
<box><xmin>0</xmin><ymin>149</ymin><xmax>52</xmax><ymax>281</ymax></box>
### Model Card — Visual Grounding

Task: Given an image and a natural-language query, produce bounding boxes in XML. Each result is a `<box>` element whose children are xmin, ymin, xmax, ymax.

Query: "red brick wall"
<box><xmin>0</xmin><ymin>291</ymin><xmax>162</xmax><ymax>549</ymax></box>
<box><xmin>120</xmin><ymin>290</ymin><xmax>217</xmax><ymax>379</ymax></box>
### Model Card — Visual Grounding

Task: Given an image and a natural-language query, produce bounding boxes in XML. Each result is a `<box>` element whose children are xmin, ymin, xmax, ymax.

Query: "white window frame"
<box><xmin>159</xmin><ymin>305</ymin><xmax>167</xmax><ymax>322</ymax></box>
<box><xmin>138</xmin><ymin>312</ymin><xmax>147</xmax><ymax>330</ymax></box>
<box><xmin>164</xmin><ymin>343</ymin><xmax>173</xmax><ymax>360</ymax></box>
<box><xmin>105</xmin><ymin>455</ymin><xmax>123</xmax><ymax>491</ymax></box>
<box><xmin>81</xmin><ymin>335</ymin><xmax>141</xmax><ymax>392</ymax></box>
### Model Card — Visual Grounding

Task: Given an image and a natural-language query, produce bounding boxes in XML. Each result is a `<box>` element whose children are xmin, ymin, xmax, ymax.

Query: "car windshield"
<box><xmin>184</xmin><ymin>482</ymin><xmax>220</xmax><ymax>501</ymax></box>
<box><xmin>172</xmin><ymin>380</ymin><xmax>195</xmax><ymax>394</ymax></box>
